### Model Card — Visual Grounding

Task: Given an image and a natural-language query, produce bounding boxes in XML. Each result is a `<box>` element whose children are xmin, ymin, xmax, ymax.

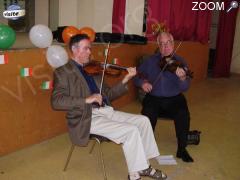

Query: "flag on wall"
<box><xmin>0</xmin><ymin>54</ymin><xmax>9</xmax><ymax>64</ymax></box>
<box><xmin>112</xmin><ymin>58</ymin><xmax>120</xmax><ymax>65</ymax></box>
<box><xmin>41</xmin><ymin>81</ymin><xmax>53</xmax><ymax>90</ymax></box>
<box><xmin>20</xmin><ymin>68</ymin><xmax>32</xmax><ymax>77</ymax></box>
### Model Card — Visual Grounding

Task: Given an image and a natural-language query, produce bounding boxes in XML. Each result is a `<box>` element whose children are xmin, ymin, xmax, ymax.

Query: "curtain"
<box><xmin>212</xmin><ymin>1</ymin><xmax>238</xmax><ymax>77</ymax></box>
<box><xmin>112</xmin><ymin>0</ymin><xmax>126</xmax><ymax>33</ymax></box>
<box><xmin>146</xmin><ymin>0</ymin><xmax>212</xmax><ymax>43</ymax></box>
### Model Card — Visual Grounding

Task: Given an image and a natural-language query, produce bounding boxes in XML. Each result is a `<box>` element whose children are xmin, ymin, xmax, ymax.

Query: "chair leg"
<box><xmin>89</xmin><ymin>138</ymin><xmax>107</xmax><ymax>180</ymax></box>
<box><xmin>63</xmin><ymin>144</ymin><xmax>75</xmax><ymax>171</ymax></box>
<box><xmin>97</xmin><ymin>141</ymin><xmax>107</xmax><ymax>180</ymax></box>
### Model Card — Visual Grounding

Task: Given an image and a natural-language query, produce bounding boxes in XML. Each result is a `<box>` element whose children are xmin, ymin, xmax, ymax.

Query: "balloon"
<box><xmin>46</xmin><ymin>45</ymin><xmax>68</xmax><ymax>68</ymax></box>
<box><xmin>62</xmin><ymin>26</ymin><xmax>80</xmax><ymax>44</ymax></box>
<box><xmin>29</xmin><ymin>24</ymin><xmax>53</xmax><ymax>48</ymax></box>
<box><xmin>0</xmin><ymin>24</ymin><xmax>16</xmax><ymax>50</ymax></box>
<box><xmin>79</xmin><ymin>27</ymin><xmax>96</xmax><ymax>42</ymax></box>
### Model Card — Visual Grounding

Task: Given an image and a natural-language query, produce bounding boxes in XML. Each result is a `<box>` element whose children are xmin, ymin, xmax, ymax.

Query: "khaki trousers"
<box><xmin>90</xmin><ymin>106</ymin><xmax>160</xmax><ymax>173</ymax></box>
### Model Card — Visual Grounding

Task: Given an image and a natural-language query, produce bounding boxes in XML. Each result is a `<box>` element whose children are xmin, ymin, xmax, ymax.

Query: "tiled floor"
<box><xmin>0</xmin><ymin>76</ymin><xmax>240</xmax><ymax>180</ymax></box>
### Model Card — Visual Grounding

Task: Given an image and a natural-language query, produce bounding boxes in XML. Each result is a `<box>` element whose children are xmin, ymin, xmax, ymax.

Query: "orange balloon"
<box><xmin>62</xmin><ymin>26</ymin><xmax>80</xmax><ymax>44</ymax></box>
<box><xmin>79</xmin><ymin>27</ymin><xmax>96</xmax><ymax>42</ymax></box>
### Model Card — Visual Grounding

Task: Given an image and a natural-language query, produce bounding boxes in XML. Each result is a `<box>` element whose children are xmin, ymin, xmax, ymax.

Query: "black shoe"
<box><xmin>176</xmin><ymin>148</ymin><xmax>194</xmax><ymax>162</ymax></box>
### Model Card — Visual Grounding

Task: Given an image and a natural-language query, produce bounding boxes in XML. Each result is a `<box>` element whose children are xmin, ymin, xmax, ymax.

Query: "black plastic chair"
<box><xmin>63</xmin><ymin>134</ymin><xmax>111</xmax><ymax>180</ymax></box>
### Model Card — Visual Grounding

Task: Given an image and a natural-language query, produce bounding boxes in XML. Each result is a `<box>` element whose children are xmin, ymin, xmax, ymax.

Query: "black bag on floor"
<box><xmin>187</xmin><ymin>130</ymin><xmax>201</xmax><ymax>145</ymax></box>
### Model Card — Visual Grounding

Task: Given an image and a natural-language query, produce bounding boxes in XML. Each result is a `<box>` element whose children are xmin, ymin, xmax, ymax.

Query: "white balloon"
<box><xmin>29</xmin><ymin>24</ymin><xmax>53</xmax><ymax>48</ymax></box>
<box><xmin>46</xmin><ymin>45</ymin><xmax>68</xmax><ymax>68</ymax></box>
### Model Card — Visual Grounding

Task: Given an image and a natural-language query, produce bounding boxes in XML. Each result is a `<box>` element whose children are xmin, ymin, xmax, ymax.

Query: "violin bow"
<box><xmin>171</xmin><ymin>41</ymin><xmax>182</xmax><ymax>59</ymax></box>
<box><xmin>99</xmin><ymin>42</ymin><xmax>110</xmax><ymax>95</ymax></box>
<box><xmin>152</xmin><ymin>41</ymin><xmax>182</xmax><ymax>87</ymax></box>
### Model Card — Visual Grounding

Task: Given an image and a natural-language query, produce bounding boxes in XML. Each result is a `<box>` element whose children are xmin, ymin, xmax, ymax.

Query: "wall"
<box><xmin>0</xmin><ymin>0</ymin><xmax>144</xmax><ymax>35</ymax></box>
<box><xmin>0</xmin><ymin>42</ymin><xmax>208</xmax><ymax>156</ymax></box>
<box><xmin>49</xmin><ymin>0</ymin><xmax>59</xmax><ymax>31</ymax></box>
<box><xmin>58</xmin><ymin>0</ymin><xmax>78</xmax><ymax>27</ymax></box>
<box><xmin>49</xmin><ymin>0</ymin><xmax>144</xmax><ymax>34</ymax></box>
<box><xmin>77</xmin><ymin>0</ymin><xmax>113</xmax><ymax>32</ymax></box>
<box><xmin>35</xmin><ymin>0</ymin><xmax>49</xmax><ymax>26</ymax></box>
<box><xmin>231</xmin><ymin>11</ymin><xmax>240</xmax><ymax>74</ymax></box>
<box><xmin>0</xmin><ymin>49</ymin><xmax>66</xmax><ymax>156</ymax></box>
<box><xmin>77</xmin><ymin>0</ymin><xmax>94</xmax><ymax>28</ymax></box>
<box><xmin>0</xmin><ymin>0</ymin><xmax>8</xmax><ymax>25</ymax></box>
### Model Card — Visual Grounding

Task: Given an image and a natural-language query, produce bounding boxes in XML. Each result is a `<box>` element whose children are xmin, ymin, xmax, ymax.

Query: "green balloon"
<box><xmin>0</xmin><ymin>24</ymin><xmax>16</xmax><ymax>50</ymax></box>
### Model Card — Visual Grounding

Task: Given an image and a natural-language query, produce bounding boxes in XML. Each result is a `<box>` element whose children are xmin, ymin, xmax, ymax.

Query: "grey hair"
<box><xmin>157</xmin><ymin>32</ymin><xmax>174</xmax><ymax>44</ymax></box>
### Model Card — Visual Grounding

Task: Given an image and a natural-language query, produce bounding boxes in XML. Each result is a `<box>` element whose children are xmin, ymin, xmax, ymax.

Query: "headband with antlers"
<box><xmin>151</xmin><ymin>22</ymin><xmax>169</xmax><ymax>36</ymax></box>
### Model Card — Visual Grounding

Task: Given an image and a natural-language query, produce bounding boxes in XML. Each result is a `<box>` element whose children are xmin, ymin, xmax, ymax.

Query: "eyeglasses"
<box><xmin>73</xmin><ymin>45</ymin><xmax>91</xmax><ymax>50</ymax></box>
<box><xmin>158</xmin><ymin>40</ymin><xmax>173</xmax><ymax>47</ymax></box>
<box><xmin>73</xmin><ymin>45</ymin><xmax>81</xmax><ymax>49</ymax></box>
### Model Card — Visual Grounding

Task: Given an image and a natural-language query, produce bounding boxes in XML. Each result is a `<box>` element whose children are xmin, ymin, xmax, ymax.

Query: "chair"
<box><xmin>63</xmin><ymin>134</ymin><xmax>111</xmax><ymax>180</ymax></box>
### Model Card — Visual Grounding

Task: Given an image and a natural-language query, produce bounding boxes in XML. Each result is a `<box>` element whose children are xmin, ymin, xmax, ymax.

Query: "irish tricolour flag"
<box><xmin>20</xmin><ymin>68</ymin><xmax>32</xmax><ymax>77</ymax></box>
<box><xmin>41</xmin><ymin>81</ymin><xmax>53</xmax><ymax>90</ymax></box>
<box><xmin>112</xmin><ymin>58</ymin><xmax>120</xmax><ymax>65</ymax></box>
<box><xmin>0</xmin><ymin>54</ymin><xmax>8</xmax><ymax>64</ymax></box>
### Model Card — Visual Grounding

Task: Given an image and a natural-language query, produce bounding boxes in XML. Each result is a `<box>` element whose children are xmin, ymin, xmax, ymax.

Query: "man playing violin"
<box><xmin>134</xmin><ymin>32</ymin><xmax>194</xmax><ymax>163</ymax></box>
<box><xmin>51</xmin><ymin>34</ymin><xmax>167</xmax><ymax>180</ymax></box>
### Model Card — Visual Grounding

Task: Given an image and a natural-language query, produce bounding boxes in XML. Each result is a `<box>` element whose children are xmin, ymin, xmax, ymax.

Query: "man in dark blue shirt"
<box><xmin>134</xmin><ymin>32</ymin><xmax>194</xmax><ymax>163</ymax></box>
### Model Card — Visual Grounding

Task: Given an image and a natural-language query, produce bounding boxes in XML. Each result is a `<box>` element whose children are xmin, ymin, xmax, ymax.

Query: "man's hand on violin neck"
<box><xmin>85</xmin><ymin>94</ymin><xmax>103</xmax><ymax>105</ymax></box>
<box><xmin>176</xmin><ymin>67</ymin><xmax>187</xmax><ymax>81</ymax></box>
<box><xmin>122</xmin><ymin>67</ymin><xmax>137</xmax><ymax>84</ymax></box>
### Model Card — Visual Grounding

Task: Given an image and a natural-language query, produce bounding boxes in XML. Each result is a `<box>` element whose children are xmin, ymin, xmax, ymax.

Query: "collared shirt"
<box><xmin>73</xmin><ymin>60</ymin><xmax>109</xmax><ymax>105</ymax></box>
<box><xmin>133</xmin><ymin>53</ymin><xmax>190</xmax><ymax>97</ymax></box>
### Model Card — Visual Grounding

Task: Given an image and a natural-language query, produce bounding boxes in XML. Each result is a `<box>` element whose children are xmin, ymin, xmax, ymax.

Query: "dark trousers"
<box><xmin>141</xmin><ymin>93</ymin><xmax>190</xmax><ymax>149</ymax></box>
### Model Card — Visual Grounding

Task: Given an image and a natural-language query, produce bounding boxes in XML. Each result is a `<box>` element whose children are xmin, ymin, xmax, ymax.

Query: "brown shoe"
<box><xmin>139</xmin><ymin>165</ymin><xmax>167</xmax><ymax>179</ymax></box>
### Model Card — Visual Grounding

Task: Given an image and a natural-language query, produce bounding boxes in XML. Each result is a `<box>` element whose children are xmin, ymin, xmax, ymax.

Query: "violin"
<box><xmin>83</xmin><ymin>60</ymin><xmax>127</xmax><ymax>76</ymax></box>
<box><xmin>159</xmin><ymin>55</ymin><xmax>193</xmax><ymax>78</ymax></box>
<box><xmin>83</xmin><ymin>60</ymin><xmax>146</xmax><ymax>78</ymax></box>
